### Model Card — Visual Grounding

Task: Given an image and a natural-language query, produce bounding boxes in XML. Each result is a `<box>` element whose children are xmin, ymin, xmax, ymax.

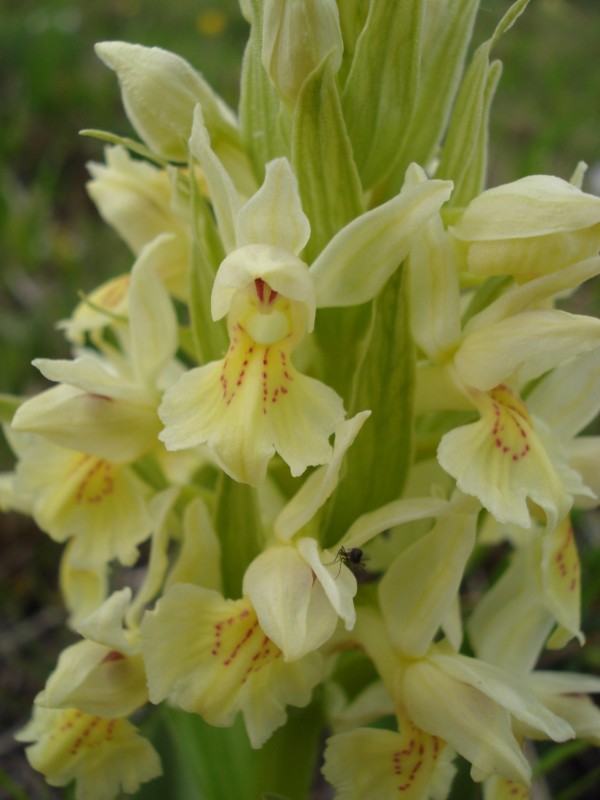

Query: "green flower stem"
<box><xmin>214</xmin><ymin>473</ymin><xmax>264</xmax><ymax>599</ymax></box>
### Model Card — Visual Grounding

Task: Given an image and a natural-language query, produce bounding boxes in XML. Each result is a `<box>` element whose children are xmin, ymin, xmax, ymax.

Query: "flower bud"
<box><xmin>87</xmin><ymin>146</ymin><xmax>186</xmax><ymax>255</ymax></box>
<box><xmin>86</xmin><ymin>146</ymin><xmax>191</xmax><ymax>296</ymax></box>
<box><xmin>451</xmin><ymin>175</ymin><xmax>600</xmax><ymax>281</ymax></box>
<box><xmin>262</xmin><ymin>0</ymin><xmax>343</xmax><ymax>109</ymax></box>
<box><xmin>95</xmin><ymin>41</ymin><xmax>239</xmax><ymax>161</ymax></box>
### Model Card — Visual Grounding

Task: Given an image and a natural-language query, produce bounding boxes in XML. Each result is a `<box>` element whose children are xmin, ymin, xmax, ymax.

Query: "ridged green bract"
<box><xmin>239</xmin><ymin>0</ymin><xmax>287</xmax><ymax>182</ymax></box>
<box><xmin>437</xmin><ymin>0</ymin><xmax>530</xmax><ymax>207</ymax></box>
<box><xmin>292</xmin><ymin>55</ymin><xmax>364</xmax><ymax>262</ymax></box>
<box><xmin>342</xmin><ymin>0</ymin><xmax>423</xmax><ymax>190</ymax></box>
<box><xmin>322</xmin><ymin>266</ymin><xmax>415</xmax><ymax>546</ymax></box>
<box><xmin>188</xmin><ymin>165</ymin><xmax>229</xmax><ymax>364</ymax></box>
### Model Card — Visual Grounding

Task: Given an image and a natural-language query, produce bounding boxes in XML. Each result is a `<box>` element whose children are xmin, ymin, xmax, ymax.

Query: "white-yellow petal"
<box><xmin>451</xmin><ymin>175</ymin><xmax>600</xmax><ymax>280</ymax></box>
<box><xmin>465</xmin><ymin>256</ymin><xmax>600</xmax><ymax>336</ymax></box>
<box><xmin>189</xmin><ymin>104</ymin><xmax>241</xmax><ymax>253</ymax></box>
<box><xmin>526</xmin><ymin>346</ymin><xmax>600</xmax><ymax>441</ymax></box>
<box><xmin>60</xmin><ymin>544</ymin><xmax>109</xmax><ymax>630</ymax></box>
<box><xmin>166</xmin><ymin>497</ymin><xmax>222</xmax><ymax>592</ymax></box>
<box><xmin>427</xmin><ymin>652</ymin><xmax>573</xmax><ymax>742</ymax></box>
<box><xmin>274</xmin><ymin>411</ymin><xmax>370</xmax><ymax>541</ymax></box>
<box><xmin>129</xmin><ymin>236</ymin><xmax>179</xmax><ymax>386</ymax></box>
<box><xmin>405</xmin><ymin>163</ymin><xmax>461</xmax><ymax>362</ymax></box>
<box><xmin>243</xmin><ymin>544</ymin><xmax>338</xmax><ymax>660</ymax></box>
<box><xmin>467</xmin><ymin>543</ymin><xmax>553</xmax><ymax>675</ymax></box>
<box><xmin>12</xmin><ymin>383</ymin><xmax>160</xmax><ymax>464</ymax></box>
<box><xmin>311</xmin><ymin>175</ymin><xmax>453</xmax><ymax>307</ymax></box>
<box><xmin>542</xmin><ymin>518</ymin><xmax>583</xmax><ymax>647</ymax></box>
<box><xmin>379</xmin><ymin>511</ymin><xmax>476</xmax><ymax>658</ymax></box>
<box><xmin>35</xmin><ymin>639</ymin><xmax>147</xmax><ymax>719</ymax></box>
<box><xmin>31</xmin><ymin>354</ymin><xmax>151</xmax><ymax>405</ymax></box>
<box><xmin>211</xmin><ymin>243</ymin><xmax>316</xmax><ymax>330</ymax></box>
<box><xmin>455</xmin><ymin>310</ymin><xmax>600</xmax><ymax>392</ymax></box>
<box><xmin>76</xmin><ymin>588</ymin><xmax>138</xmax><ymax>653</ymax></box>
<box><xmin>403</xmin><ymin>659</ymin><xmax>530</xmax><ymax>783</ymax></box>
<box><xmin>340</xmin><ymin>493</ymin><xmax>469</xmax><ymax>551</ymax></box>
<box><xmin>236</xmin><ymin>159</ymin><xmax>311</xmax><ymax>253</ymax></box>
<box><xmin>297</xmin><ymin>536</ymin><xmax>357</xmax><ymax>630</ymax></box>
<box><xmin>125</xmin><ymin>488</ymin><xmax>181</xmax><ymax>628</ymax></box>
<box><xmin>569</xmin><ymin>436</ymin><xmax>600</xmax><ymax>508</ymax></box>
<box><xmin>529</xmin><ymin>671</ymin><xmax>600</xmax><ymax>745</ymax></box>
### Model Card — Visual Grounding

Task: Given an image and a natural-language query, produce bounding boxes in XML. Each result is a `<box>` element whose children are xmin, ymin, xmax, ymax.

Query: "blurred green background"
<box><xmin>0</xmin><ymin>0</ymin><xmax>599</xmax><ymax>797</ymax></box>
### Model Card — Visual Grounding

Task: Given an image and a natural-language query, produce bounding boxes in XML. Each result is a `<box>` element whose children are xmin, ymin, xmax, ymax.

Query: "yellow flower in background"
<box><xmin>196</xmin><ymin>9</ymin><xmax>229</xmax><ymax>38</ymax></box>
<box><xmin>58</xmin><ymin>272</ymin><xmax>130</xmax><ymax>345</ymax></box>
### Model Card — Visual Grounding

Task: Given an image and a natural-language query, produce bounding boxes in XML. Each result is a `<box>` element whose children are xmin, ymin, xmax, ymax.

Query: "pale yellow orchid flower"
<box><xmin>322</xmin><ymin>712</ymin><xmax>455</xmax><ymax>800</ymax></box>
<box><xmin>16</xmin><ymin>588</ymin><xmax>161</xmax><ymax>800</ymax></box>
<box><xmin>86</xmin><ymin>146</ymin><xmax>192</xmax><ymax>298</ymax></box>
<box><xmin>324</xmin><ymin>502</ymin><xmax>574</xmax><ymax>792</ymax></box>
<box><xmin>15</xmin><ymin>706</ymin><xmax>161</xmax><ymax>800</ymax></box>
<box><xmin>450</xmin><ymin>174</ymin><xmax>600</xmax><ymax>282</ymax></box>
<box><xmin>242</xmin><ymin>413</ymin><xmax>368</xmax><ymax>660</ymax></box>
<box><xmin>407</xmin><ymin>162</ymin><xmax>600</xmax><ymax>529</ymax></box>
<box><xmin>139</xmin><ymin>415</ymin><xmax>365</xmax><ymax>747</ymax></box>
<box><xmin>158</xmin><ymin>155</ymin><xmax>344</xmax><ymax>485</ymax></box>
<box><xmin>13</xmin><ymin>241</ymin><xmax>179</xmax><ymax>463</ymax></box>
<box><xmin>7</xmin><ymin>430</ymin><xmax>152</xmax><ymax>568</ymax></box>
<box><xmin>58</xmin><ymin>272</ymin><xmax>130</xmax><ymax>345</ymax></box>
<box><xmin>468</xmin><ymin>535</ymin><xmax>600</xmax><ymax>772</ymax></box>
<box><xmin>483</xmin><ymin>776</ymin><xmax>530</xmax><ymax>800</ymax></box>
<box><xmin>159</xmin><ymin>111</ymin><xmax>452</xmax><ymax>485</ymax></box>
<box><xmin>141</xmin><ymin>584</ymin><xmax>324</xmax><ymax>749</ymax></box>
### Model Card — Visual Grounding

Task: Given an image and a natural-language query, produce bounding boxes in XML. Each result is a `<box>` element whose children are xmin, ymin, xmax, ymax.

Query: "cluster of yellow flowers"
<box><xmin>3</xmin><ymin>1</ymin><xmax>600</xmax><ymax>798</ymax></box>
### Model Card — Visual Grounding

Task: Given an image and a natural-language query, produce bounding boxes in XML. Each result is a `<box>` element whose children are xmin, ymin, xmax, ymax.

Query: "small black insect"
<box><xmin>339</xmin><ymin>546</ymin><xmax>366</xmax><ymax>570</ymax></box>
<box><xmin>327</xmin><ymin>546</ymin><xmax>368</xmax><ymax>579</ymax></box>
